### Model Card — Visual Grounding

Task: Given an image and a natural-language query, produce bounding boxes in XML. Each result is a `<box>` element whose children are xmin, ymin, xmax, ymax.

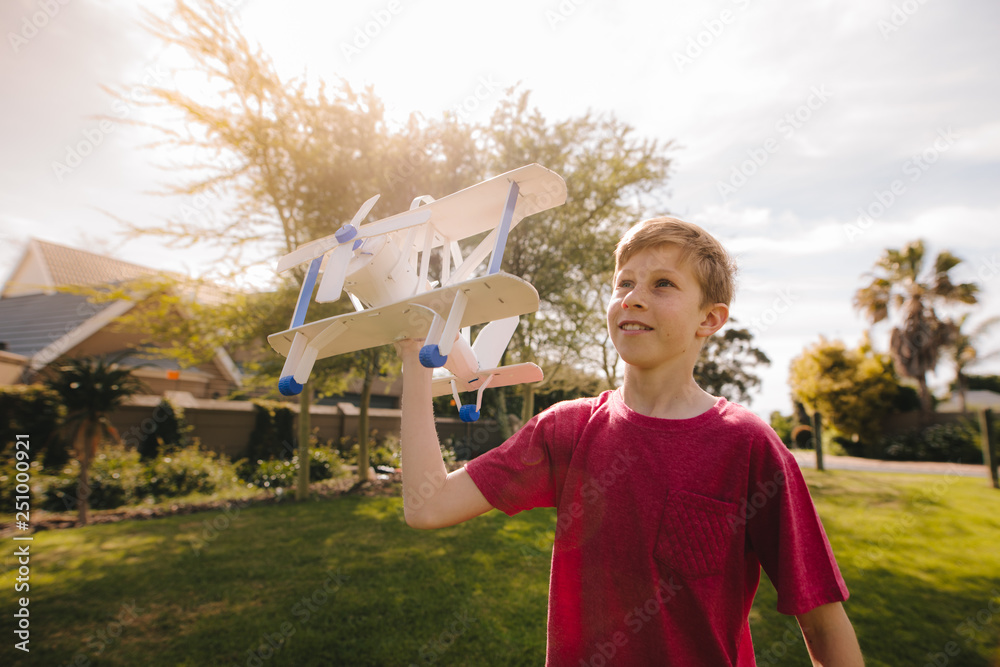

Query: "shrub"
<box><xmin>42</xmin><ymin>445</ymin><xmax>146</xmax><ymax>512</ymax></box>
<box><xmin>238</xmin><ymin>448</ymin><xmax>343</xmax><ymax>489</ymax></box>
<box><xmin>0</xmin><ymin>385</ymin><xmax>69</xmax><ymax>469</ymax></box>
<box><xmin>138</xmin><ymin>398</ymin><xmax>193</xmax><ymax>460</ymax></box>
<box><xmin>246</xmin><ymin>401</ymin><xmax>297</xmax><ymax>462</ymax></box>
<box><xmin>769</xmin><ymin>411</ymin><xmax>794</xmax><ymax>446</ymax></box>
<box><xmin>142</xmin><ymin>445</ymin><xmax>238</xmax><ymax>500</ymax></box>
<box><xmin>877</xmin><ymin>421</ymin><xmax>983</xmax><ymax>464</ymax></box>
<box><xmin>39</xmin><ymin>443</ymin><xmax>242</xmax><ymax>512</ymax></box>
<box><xmin>370</xmin><ymin>434</ymin><xmax>400</xmax><ymax>468</ymax></box>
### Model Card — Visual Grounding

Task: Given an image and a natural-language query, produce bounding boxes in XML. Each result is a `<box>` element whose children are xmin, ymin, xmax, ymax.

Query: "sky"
<box><xmin>2</xmin><ymin>0</ymin><xmax>999</xmax><ymax>419</ymax></box>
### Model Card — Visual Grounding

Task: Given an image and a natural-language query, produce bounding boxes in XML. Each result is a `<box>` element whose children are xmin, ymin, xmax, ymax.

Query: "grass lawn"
<box><xmin>2</xmin><ymin>469</ymin><xmax>999</xmax><ymax>666</ymax></box>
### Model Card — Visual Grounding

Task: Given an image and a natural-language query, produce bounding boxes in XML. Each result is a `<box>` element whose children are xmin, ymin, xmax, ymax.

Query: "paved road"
<box><xmin>790</xmin><ymin>450</ymin><xmax>991</xmax><ymax>478</ymax></box>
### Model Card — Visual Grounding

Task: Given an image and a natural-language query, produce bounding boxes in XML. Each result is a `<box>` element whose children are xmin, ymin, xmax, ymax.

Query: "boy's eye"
<box><xmin>617</xmin><ymin>280</ymin><xmax>633</xmax><ymax>289</ymax></box>
<box><xmin>656</xmin><ymin>279</ymin><xmax>674</xmax><ymax>288</ymax></box>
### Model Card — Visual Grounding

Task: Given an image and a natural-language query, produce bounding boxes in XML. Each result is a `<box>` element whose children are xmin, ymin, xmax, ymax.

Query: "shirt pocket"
<box><xmin>654</xmin><ymin>489</ymin><xmax>740</xmax><ymax>579</ymax></box>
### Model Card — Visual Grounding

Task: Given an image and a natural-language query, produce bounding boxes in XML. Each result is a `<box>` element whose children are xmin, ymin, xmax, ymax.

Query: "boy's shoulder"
<box><xmin>715</xmin><ymin>398</ymin><xmax>775</xmax><ymax>432</ymax></box>
<box><xmin>537</xmin><ymin>390</ymin><xmax>615</xmax><ymax>419</ymax></box>
<box><xmin>539</xmin><ymin>391</ymin><xmax>780</xmax><ymax>451</ymax></box>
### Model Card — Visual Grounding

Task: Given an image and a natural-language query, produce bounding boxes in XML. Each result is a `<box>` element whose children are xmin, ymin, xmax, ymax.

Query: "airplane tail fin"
<box><xmin>472</xmin><ymin>316</ymin><xmax>520</xmax><ymax>370</ymax></box>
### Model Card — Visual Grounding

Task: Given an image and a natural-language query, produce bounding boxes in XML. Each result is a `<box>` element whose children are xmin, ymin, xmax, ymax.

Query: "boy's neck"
<box><xmin>620</xmin><ymin>366</ymin><xmax>718</xmax><ymax>419</ymax></box>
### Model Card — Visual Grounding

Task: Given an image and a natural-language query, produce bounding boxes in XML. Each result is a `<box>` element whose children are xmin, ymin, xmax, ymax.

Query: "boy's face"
<box><xmin>607</xmin><ymin>244</ymin><xmax>726</xmax><ymax>374</ymax></box>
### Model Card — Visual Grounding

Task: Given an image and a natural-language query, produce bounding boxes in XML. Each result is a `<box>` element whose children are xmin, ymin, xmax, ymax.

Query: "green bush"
<box><xmin>0</xmin><ymin>385</ymin><xmax>69</xmax><ymax>469</ymax></box>
<box><xmin>42</xmin><ymin>445</ymin><xmax>146</xmax><ymax>512</ymax></box>
<box><xmin>877</xmin><ymin>421</ymin><xmax>983</xmax><ymax>464</ymax></box>
<box><xmin>371</xmin><ymin>434</ymin><xmax>400</xmax><ymax>468</ymax></box>
<box><xmin>143</xmin><ymin>446</ymin><xmax>237</xmax><ymax>500</ymax></box>
<box><xmin>245</xmin><ymin>401</ymin><xmax>297</xmax><ymax>462</ymax></box>
<box><xmin>238</xmin><ymin>448</ymin><xmax>343</xmax><ymax>489</ymax></box>
<box><xmin>137</xmin><ymin>399</ymin><xmax>193</xmax><ymax>460</ymax></box>
<box><xmin>38</xmin><ymin>443</ymin><xmax>242</xmax><ymax>512</ymax></box>
<box><xmin>769</xmin><ymin>411</ymin><xmax>794</xmax><ymax>446</ymax></box>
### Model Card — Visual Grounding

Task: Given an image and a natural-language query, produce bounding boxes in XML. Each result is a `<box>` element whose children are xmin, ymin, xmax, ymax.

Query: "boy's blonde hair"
<box><xmin>614</xmin><ymin>217</ymin><xmax>737</xmax><ymax>307</ymax></box>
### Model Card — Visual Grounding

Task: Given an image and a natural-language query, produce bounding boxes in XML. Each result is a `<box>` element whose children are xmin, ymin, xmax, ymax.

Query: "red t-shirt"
<box><xmin>465</xmin><ymin>390</ymin><xmax>848</xmax><ymax>666</ymax></box>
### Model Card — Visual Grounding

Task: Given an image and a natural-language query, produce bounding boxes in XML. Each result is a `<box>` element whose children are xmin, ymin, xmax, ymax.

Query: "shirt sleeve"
<box><xmin>464</xmin><ymin>405</ymin><xmax>564</xmax><ymax>516</ymax></box>
<box><xmin>745</xmin><ymin>427</ymin><xmax>850</xmax><ymax>616</ymax></box>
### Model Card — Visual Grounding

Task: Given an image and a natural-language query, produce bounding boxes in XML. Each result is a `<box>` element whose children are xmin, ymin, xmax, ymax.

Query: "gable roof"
<box><xmin>0</xmin><ymin>291</ymin><xmax>125</xmax><ymax>358</ymax></box>
<box><xmin>2</xmin><ymin>238</ymin><xmax>164</xmax><ymax>298</ymax></box>
<box><xmin>0</xmin><ymin>238</ymin><xmax>241</xmax><ymax>388</ymax></box>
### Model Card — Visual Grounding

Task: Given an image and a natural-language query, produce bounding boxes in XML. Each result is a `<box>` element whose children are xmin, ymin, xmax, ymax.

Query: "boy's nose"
<box><xmin>622</xmin><ymin>291</ymin><xmax>645</xmax><ymax>309</ymax></box>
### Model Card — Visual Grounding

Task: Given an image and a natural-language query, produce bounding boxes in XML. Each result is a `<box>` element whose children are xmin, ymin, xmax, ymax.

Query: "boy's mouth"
<box><xmin>619</xmin><ymin>321</ymin><xmax>653</xmax><ymax>331</ymax></box>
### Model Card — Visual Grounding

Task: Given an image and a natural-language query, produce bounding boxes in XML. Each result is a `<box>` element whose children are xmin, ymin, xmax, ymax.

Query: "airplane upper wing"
<box><xmin>406</xmin><ymin>163</ymin><xmax>566</xmax><ymax>250</ymax></box>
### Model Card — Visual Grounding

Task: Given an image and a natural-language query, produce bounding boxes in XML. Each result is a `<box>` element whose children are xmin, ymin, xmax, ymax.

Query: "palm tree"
<box><xmin>46</xmin><ymin>356</ymin><xmax>147</xmax><ymax>525</ymax></box>
<box><xmin>947</xmin><ymin>313</ymin><xmax>1000</xmax><ymax>413</ymax></box>
<box><xmin>853</xmin><ymin>240</ymin><xmax>978</xmax><ymax>417</ymax></box>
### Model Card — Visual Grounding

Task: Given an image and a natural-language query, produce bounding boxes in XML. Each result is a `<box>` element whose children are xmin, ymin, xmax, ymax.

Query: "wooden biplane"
<box><xmin>267</xmin><ymin>164</ymin><xmax>566</xmax><ymax>421</ymax></box>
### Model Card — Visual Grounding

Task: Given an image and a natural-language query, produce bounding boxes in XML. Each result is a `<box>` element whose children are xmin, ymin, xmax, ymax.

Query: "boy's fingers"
<box><xmin>393</xmin><ymin>337</ymin><xmax>426</xmax><ymax>356</ymax></box>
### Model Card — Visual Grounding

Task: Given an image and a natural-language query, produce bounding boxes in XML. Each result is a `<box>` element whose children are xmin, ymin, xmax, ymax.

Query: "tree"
<box><xmin>946</xmin><ymin>313</ymin><xmax>1000</xmax><ymax>413</ymax></box>
<box><xmin>788</xmin><ymin>336</ymin><xmax>901</xmax><ymax>456</ymax></box>
<box><xmin>769</xmin><ymin>411</ymin><xmax>794</xmax><ymax>446</ymax></box>
<box><xmin>693</xmin><ymin>321</ymin><xmax>770</xmax><ymax>404</ymax></box>
<box><xmin>122</xmin><ymin>0</ymin><xmax>478</xmax><ymax>492</ymax></box>
<box><xmin>964</xmin><ymin>374</ymin><xmax>1000</xmax><ymax>394</ymax></box>
<box><xmin>45</xmin><ymin>356</ymin><xmax>146</xmax><ymax>525</ymax></box>
<box><xmin>478</xmin><ymin>88</ymin><xmax>673</xmax><ymax>420</ymax></box>
<box><xmin>853</xmin><ymin>239</ymin><xmax>978</xmax><ymax>417</ymax></box>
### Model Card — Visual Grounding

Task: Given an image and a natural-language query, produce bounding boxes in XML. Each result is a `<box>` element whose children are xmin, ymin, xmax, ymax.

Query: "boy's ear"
<box><xmin>697</xmin><ymin>303</ymin><xmax>729</xmax><ymax>338</ymax></box>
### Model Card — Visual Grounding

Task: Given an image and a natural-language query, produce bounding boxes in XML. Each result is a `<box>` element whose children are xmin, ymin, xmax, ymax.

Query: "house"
<box><xmin>0</xmin><ymin>238</ymin><xmax>494</xmax><ymax>458</ymax></box>
<box><xmin>0</xmin><ymin>238</ymin><xmax>242</xmax><ymax>398</ymax></box>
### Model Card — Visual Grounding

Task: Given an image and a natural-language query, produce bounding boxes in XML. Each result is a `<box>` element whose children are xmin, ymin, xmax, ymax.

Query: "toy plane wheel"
<box><xmin>419</xmin><ymin>344</ymin><xmax>448</xmax><ymax>368</ymax></box>
<box><xmin>459</xmin><ymin>405</ymin><xmax>480</xmax><ymax>422</ymax></box>
<box><xmin>278</xmin><ymin>375</ymin><xmax>304</xmax><ymax>396</ymax></box>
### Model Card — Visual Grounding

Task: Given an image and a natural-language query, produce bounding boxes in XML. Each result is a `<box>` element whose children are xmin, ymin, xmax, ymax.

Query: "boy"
<box><xmin>397</xmin><ymin>217</ymin><xmax>863</xmax><ymax>665</ymax></box>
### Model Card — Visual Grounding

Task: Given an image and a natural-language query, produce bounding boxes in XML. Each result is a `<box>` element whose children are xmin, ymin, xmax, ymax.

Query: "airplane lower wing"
<box><xmin>266</xmin><ymin>272</ymin><xmax>539</xmax><ymax>361</ymax></box>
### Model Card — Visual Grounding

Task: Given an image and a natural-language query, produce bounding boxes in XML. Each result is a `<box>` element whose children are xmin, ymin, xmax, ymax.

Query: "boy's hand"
<box><xmin>393</xmin><ymin>338</ymin><xmax>425</xmax><ymax>365</ymax></box>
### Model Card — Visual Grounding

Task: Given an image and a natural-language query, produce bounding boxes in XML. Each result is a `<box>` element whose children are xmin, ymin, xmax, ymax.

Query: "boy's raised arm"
<box><xmin>397</xmin><ymin>339</ymin><xmax>494</xmax><ymax>529</ymax></box>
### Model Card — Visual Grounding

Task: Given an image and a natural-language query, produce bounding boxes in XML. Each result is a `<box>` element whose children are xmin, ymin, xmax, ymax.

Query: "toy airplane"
<box><xmin>267</xmin><ymin>164</ymin><xmax>567</xmax><ymax>422</ymax></box>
